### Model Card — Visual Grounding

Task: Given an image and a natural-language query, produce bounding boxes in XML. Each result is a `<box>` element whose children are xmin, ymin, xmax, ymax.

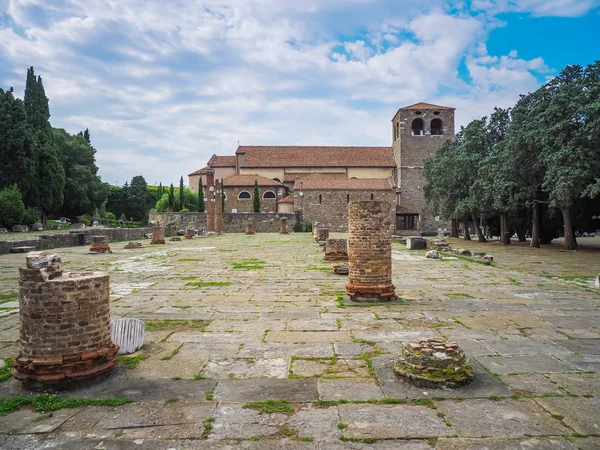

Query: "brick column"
<box><xmin>346</xmin><ymin>201</ymin><xmax>396</xmax><ymax>302</ymax></box>
<box><xmin>13</xmin><ymin>251</ymin><xmax>119</xmax><ymax>384</ymax></box>
<box><xmin>206</xmin><ymin>170</ymin><xmax>215</xmax><ymax>233</ymax></box>
<box><xmin>151</xmin><ymin>226</ymin><xmax>165</xmax><ymax>244</ymax></box>
<box><xmin>324</xmin><ymin>238</ymin><xmax>348</xmax><ymax>261</ymax></box>
<box><xmin>214</xmin><ymin>179</ymin><xmax>223</xmax><ymax>234</ymax></box>
<box><xmin>279</xmin><ymin>217</ymin><xmax>288</xmax><ymax>234</ymax></box>
<box><xmin>89</xmin><ymin>235</ymin><xmax>112</xmax><ymax>253</ymax></box>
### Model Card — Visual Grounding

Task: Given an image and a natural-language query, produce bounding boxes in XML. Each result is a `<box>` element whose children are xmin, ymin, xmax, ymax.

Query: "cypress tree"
<box><xmin>253</xmin><ymin>180</ymin><xmax>260</xmax><ymax>212</ymax></box>
<box><xmin>169</xmin><ymin>183</ymin><xmax>175</xmax><ymax>210</ymax></box>
<box><xmin>83</xmin><ymin>128</ymin><xmax>91</xmax><ymax>143</ymax></box>
<box><xmin>158</xmin><ymin>182</ymin><xmax>163</xmax><ymax>199</ymax></box>
<box><xmin>179</xmin><ymin>176</ymin><xmax>184</xmax><ymax>211</ymax></box>
<box><xmin>198</xmin><ymin>179</ymin><xmax>205</xmax><ymax>213</ymax></box>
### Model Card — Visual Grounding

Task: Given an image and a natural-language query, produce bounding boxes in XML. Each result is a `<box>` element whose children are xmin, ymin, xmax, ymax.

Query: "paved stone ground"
<box><xmin>0</xmin><ymin>233</ymin><xmax>599</xmax><ymax>449</ymax></box>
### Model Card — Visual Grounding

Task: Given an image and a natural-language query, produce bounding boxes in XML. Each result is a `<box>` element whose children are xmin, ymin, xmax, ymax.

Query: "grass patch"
<box><xmin>205</xmin><ymin>390</ymin><xmax>214</xmax><ymax>401</ymax></box>
<box><xmin>0</xmin><ymin>357</ymin><xmax>13</xmax><ymax>382</ymax></box>
<box><xmin>0</xmin><ymin>292</ymin><xmax>18</xmax><ymax>304</ymax></box>
<box><xmin>178</xmin><ymin>258</ymin><xmax>204</xmax><ymax>262</ymax></box>
<box><xmin>337</xmin><ymin>422</ymin><xmax>349</xmax><ymax>430</ymax></box>
<box><xmin>413</xmin><ymin>398</ymin><xmax>437</xmax><ymax>409</ymax></box>
<box><xmin>186</xmin><ymin>281</ymin><xmax>232</xmax><ymax>287</ymax></box>
<box><xmin>336</xmin><ymin>295</ymin><xmax>345</xmax><ymax>308</ymax></box>
<box><xmin>181</xmin><ymin>276</ymin><xmax>197</xmax><ymax>280</ymax></box>
<box><xmin>307</xmin><ymin>266</ymin><xmax>331</xmax><ymax>272</ymax></box>
<box><xmin>314</xmin><ymin>399</ymin><xmax>348</xmax><ymax>407</ymax></box>
<box><xmin>145</xmin><ymin>320</ymin><xmax>207</xmax><ymax>332</ymax></box>
<box><xmin>160</xmin><ymin>344</ymin><xmax>183</xmax><ymax>361</ymax></box>
<box><xmin>242</xmin><ymin>399</ymin><xmax>294</xmax><ymax>415</ymax></box>
<box><xmin>0</xmin><ymin>394</ymin><xmax>132</xmax><ymax>416</ymax></box>
<box><xmin>231</xmin><ymin>259</ymin><xmax>266</xmax><ymax>270</ymax></box>
<box><xmin>202</xmin><ymin>416</ymin><xmax>215</xmax><ymax>439</ymax></box>
<box><xmin>119</xmin><ymin>354</ymin><xmax>149</xmax><ymax>369</ymax></box>
<box><xmin>164</xmin><ymin>398</ymin><xmax>178</xmax><ymax>405</ymax></box>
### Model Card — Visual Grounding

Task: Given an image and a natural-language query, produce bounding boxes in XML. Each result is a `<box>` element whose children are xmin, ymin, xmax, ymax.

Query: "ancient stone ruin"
<box><xmin>324</xmin><ymin>238</ymin><xmax>348</xmax><ymax>261</ymax></box>
<box><xmin>215</xmin><ymin>180</ymin><xmax>223</xmax><ymax>234</ymax></box>
<box><xmin>332</xmin><ymin>263</ymin><xmax>349</xmax><ymax>275</ymax></box>
<box><xmin>151</xmin><ymin>226</ymin><xmax>166</xmax><ymax>244</ymax></box>
<box><xmin>13</xmin><ymin>251</ymin><xmax>119</xmax><ymax>384</ymax></box>
<box><xmin>245</xmin><ymin>222</ymin><xmax>255</xmax><ymax>235</ymax></box>
<box><xmin>124</xmin><ymin>242</ymin><xmax>142</xmax><ymax>249</ymax></box>
<box><xmin>345</xmin><ymin>201</ymin><xmax>396</xmax><ymax>302</ymax></box>
<box><xmin>406</xmin><ymin>236</ymin><xmax>427</xmax><ymax>250</ymax></box>
<box><xmin>206</xmin><ymin>169</ymin><xmax>216</xmax><ymax>233</ymax></box>
<box><xmin>110</xmin><ymin>318</ymin><xmax>145</xmax><ymax>355</ymax></box>
<box><xmin>394</xmin><ymin>337</ymin><xmax>475</xmax><ymax>389</ymax></box>
<box><xmin>315</xmin><ymin>227</ymin><xmax>329</xmax><ymax>243</ymax></box>
<box><xmin>88</xmin><ymin>235</ymin><xmax>112</xmax><ymax>254</ymax></box>
<box><xmin>185</xmin><ymin>229</ymin><xmax>196</xmax><ymax>239</ymax></box>
<box><xmin>279</xmin><ymin>217</ymin><xmax>288</xmax><ymax>234</ymax></box>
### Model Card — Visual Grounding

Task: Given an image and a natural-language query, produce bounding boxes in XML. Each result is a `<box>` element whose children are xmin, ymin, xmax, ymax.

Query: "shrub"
<box><xmin>305</xmin><ymin>222</ymin><xmax>313</xmax><ymax>232</ymax></box>
<box><xmin>106</xmin><ymin>212</ymin><xmax>116</xmax><ymax>221</ymax></box>
<box><xmin>180</xmin><ymin>208</ymin><xmax>190</xmax><ymax>213</ymax></box>
<box><xmin>0</xmin><ymin>185</ymin><xmax>25</xmax><ymax>229</ymax></box>
<box><xmin>22</xmin><ymin>207</ymin><xmax>41</xmax><ymax>225</ymax></box>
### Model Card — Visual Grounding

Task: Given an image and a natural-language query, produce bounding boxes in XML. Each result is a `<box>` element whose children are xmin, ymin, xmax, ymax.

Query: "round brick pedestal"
<box><xmin>345</xmin><ymin>201</ymin><xmax>396</xmax><ymax>302</ymax></box>
<box><xmin>151</xmin><ymin>226</ymin><xmax>165</xmax><ymax>244</ymax></box>
<box><xmin>88</xmin><ymin>235</ymin><xmax>111</xmax><ymax>254</ymax></box>
<box><xmin>13</xmin><ymin>252</ymin><xmax>119</xmax><ymax>384</ymax></box>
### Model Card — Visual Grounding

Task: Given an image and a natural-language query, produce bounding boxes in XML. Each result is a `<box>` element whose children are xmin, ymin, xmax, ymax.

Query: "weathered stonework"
<box><xmin>346</xmin><ymin>201</ymin><xmax>396</xmax><ymax>302</ymax></box>
<box><xmin>332</xmin><ymin>263</ymin><xmax>349</xmax><ymax>275</ymax></box>
<box><xmin>394</xmin><ymin>337</ymin><xmax>475</xmax><ymax>389</ymax></box>
<box><xmin>279</xmin><ymin>217</ymin><xmax>288</xmax><ymax>234</ymax></box>
<box><xmin>185</xmin><ymin>229</ymin><xmax>195</xmax><ymax>239</ymax></box>
<box><xmin>215</xmin><ymin>181</ymin><xmax>224</xmax><ymax>234</ymax></box>
<box><xmin>324</xmin><ymin>238</ymin><xmax>348</xmax><ymax>261</ymax></box>
<box><xmin>315</xmin><ymin>228</ymin><xmax>329</xmax><ymax>243</ymax></box>
<box><xmin>13</xmin><ymin>252</ymin><xmax>119</xmax><ymax>384</ymax></box>
<box><xmin>206</xmin><ymin>171</ymin><xmax>216</xmax><ymax>233</ymax></box>
<box><xmin>124</xmin><ymin>242</ymin><xmax>142</xmax><ymax>249</ymax></box>
<box><xmin>245</xmin><ymin>222</ymin><xmax>254</xmax><ymax>235</ymax></box>
<box><xmin>150</xmin><ymin>226</ymin><xmax>165</xmax><ymax>244</ymax></box>
<box><xmin>88</xmin><ymin>235</ymin><xmax>111</xmax><ymax>254</ymax></box>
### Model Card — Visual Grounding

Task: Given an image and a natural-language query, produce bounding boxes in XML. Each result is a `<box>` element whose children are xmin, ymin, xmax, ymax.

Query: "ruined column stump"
<box><xmin>13</xmin><ymin>251</ymin><xmax>119</xmax><ymax>384</ymax></box>
<box><xmin>345</xmin><ymin>201</ymin><xmax>396</xmax><ymax>302</ymax></box>
<box><xmin>110</xmin><ymin>318</ymin><xmax>144</xmax><ymax>355</ymax></box>
<box><xmin>394</xmin><ymin>337</ymin><xmax>475</xmax><ymax>389</ymax></box>
<box><xmin>245</xmin><ymin>223</ymin><xmax>255</xmax><ymax>235</ymax></box>
<box><xmin>185</xmin><ymin>229</ymin><xmax>195</xmax><ymax>239</ymax></box>
<box><xmin>279</xmin><ymin>217</ymin><xmax>288</xmax><ymax>234</ymax></box>
<box><xmin>324</xmin><ymin>238</ymin><xmax>348</xmax><ymax>261</ymax></box>
<box><xmin>124</xmin><ymin>242</ymin><xmax>142</xmax><ymax>249</ymax></box>
<box><xmin>315</xmin><ymin>227</ymin><xmax>329</xmax><ymax>243</ymax></box>
<box><xmin>88</xmin><ymin>235</ymin><xmax>111</xmax><ymax>254</ymax></box>
<box><xmin>150</xmin><ymin>226</ymin><xmax>165</xmax><ymax>244</ymax></box>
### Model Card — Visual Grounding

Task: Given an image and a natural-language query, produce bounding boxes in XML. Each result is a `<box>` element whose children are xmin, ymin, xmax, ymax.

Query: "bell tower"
<box><xmin>391</xmin><ymin>102</ymin><xmax>455</xmax><ymax>234</ymax></box>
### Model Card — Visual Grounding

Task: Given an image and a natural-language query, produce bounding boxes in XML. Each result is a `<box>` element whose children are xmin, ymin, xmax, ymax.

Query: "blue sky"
<box><xmin>0</xmin><ymin>0</ymin><xmax>598</xmax><ymax>186</ymax></box>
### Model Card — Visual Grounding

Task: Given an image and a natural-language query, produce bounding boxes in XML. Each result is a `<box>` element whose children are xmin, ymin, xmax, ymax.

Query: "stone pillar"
<box><xmin>151</xmin><ymin>226</ymin><xmax>165</xmax><ymax>244</ymax></box>
<box><xmin>315</xmin><ymin>227</ymin><xmax>329</xmax><ymax>243</ymax></box>
<box><xmin>206</xmin><ymin>169</ymin><xmax>216</xmax><ymax>233</ymax></box>
<box><xmin>214</xmin><ymin>179</ymin><xmax>223</xmax><ymax>234</ymax></box>
<box><xmin>313</xmin><ymin>222</ymin><xmax>320</xmax><ymax>240</ymax></box>
<box><xmin>346</xmin><ymin>201</ymin><xmax>396</xmax><ymax>302</ymax></box>
<box><xmin>279</xmin><ymin>217</ymin><xmax>288</xmax><ymax>234</ymax></box>
<box><xmin>324</xmin><ymin>238</ymin><xmax>348</xmax><ymax>261</ymax></box>
<box><xmin>89</xmin><ymin>235</ymin><xmax>111</xmax><ymax>254</ymax></box>
<box><xmin>246</xmin><ymin>222</ymin><xmax>255</xmax><ymax>235</ymax></box>
<box><xmin>13</xmin><ymin>251</ymin><xmax>119</xmax><ymax>384</ymax></box>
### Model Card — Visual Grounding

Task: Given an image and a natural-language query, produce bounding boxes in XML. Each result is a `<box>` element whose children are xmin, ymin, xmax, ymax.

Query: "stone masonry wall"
<box><xmin>149</xmin><ymin>212</ymin><xmax>297</xmax><ymax>233</ymax></box>
<box><xmin>224</xmin><ymin>186</ymin><xmax>278</xmax><ymax>213</ymax></box>
<box><xmin>298</xmin><ymin>189</ymin><xmax>395</xmax><ymax>232</ymax></box>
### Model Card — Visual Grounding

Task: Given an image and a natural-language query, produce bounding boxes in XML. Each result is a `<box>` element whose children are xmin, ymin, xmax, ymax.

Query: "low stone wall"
<box><xmin>0</xmin><ymin>227</ymin><xmax>154</xmax><ymax>255</ymax></box>
<box><xmin>149</xmin><ymin>212</ymin><xmax>298</xmax><ymax>233</ymax></box>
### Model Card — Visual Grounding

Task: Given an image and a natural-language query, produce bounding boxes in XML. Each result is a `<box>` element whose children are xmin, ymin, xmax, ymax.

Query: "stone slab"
<box><xmin>535</xmin><ymin>396</ymin><xmax>600</xmax><ymax>436</ymax></box>
<box><xmin>318</xmin><ymin>441</ymin><xmax>432</xmax><ymax>450</ymax></box>
<box><xmin>475</xmin><ymin>355</ymin><xmax>576</xmax><ymax>375</ymax></box>
<box><xmin>214</xmin><ymin>378</ymin><xmax>318</xmax><ymax>402</ymax></box>
<box><xmin>287</xmin><ymin>319</ymin><xmax>339</xmax><ymax>331</ymax></box>
<box><xmin>501</xmin><ymin>374</ymin><xmax>565</xmax><ymax>395</ymax></box>
<box><xmin>239</xmin><ymin>343</ymin><xmax>334</xmax><ymax>358</ymax></box>
<box><xmin>434</xmin><ymin>437</ymin><xmax>577</xmax><ymax>450</ymax></box>
<box><xmin>547</xmin><ymin>372</ymin><xmax>600</xmax><ymax>396</ymax></box>
<box><xmin>318</xmin><ymin>378</ymin><xmax>384</xmax><ymax>401</ymax></box>
<box><xmin>338</xmin><ymin>403</ymin><xmax>452</xmax><ymax>439</ymax></box>
<box><xmin>210</xmin><ymin>404</ymin><xmax>289</xmax><ymax>439</ymax></box>
<box><xmin>201</xmin><ymin>357</ymin><xmax>290</xmax><ymax>379</ymax></box>
<box><xmin>267</xmin><ymin>331</ymin><xmax>351</xmax><ymax>343</ymax></box>
<box><xmin>553</xmin><ymin>339</ymin><xmax>600</xmax><ymax>355</ymax></box>
<box><xmin>292</xmin><ymin>358</ymin><xmax>371</xmax><ymax>378</ymax></box>
<box><xmin>437</xmin><ymin>398</ymin><xmax>568</xmax><ymax>438</ymax></box>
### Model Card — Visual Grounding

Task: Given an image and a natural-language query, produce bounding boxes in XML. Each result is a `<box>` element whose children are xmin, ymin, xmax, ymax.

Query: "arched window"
<box><xmin>262</xmin><ymin>190</ymin><xmax>276</xmax><ymax>199</ymax></box>
<box><xmin>346</xmin><ymin>194</ymin><xmax>350</xmax><ymax>204</ymax></box>
<box><xmin>238</xmin><ymin>191</ymin><xmax>251</xmax><ymax>199</ymax></box>
<box><xmin>319</xmin><ymin>194</ymin><xmax>322</xmax><ymax>204</ymax></box>
<box><xmin>431</xmin><ymin>118</ymin><xmax>443</xmax><ymax>135</ymax></box>
<box><xmin>412</xmin><ymin>118</ymin><xmax>424</xmax><ymax>136</ymax></box>
<box><xmin>272</xmin><ymin>178</ymin><xmax>281</xmax><ymax>183</ymax></box>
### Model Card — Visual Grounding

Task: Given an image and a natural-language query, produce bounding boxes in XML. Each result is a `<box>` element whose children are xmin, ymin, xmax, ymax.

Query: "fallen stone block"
<box><xmin>111</xmin><ymin>318</ymin><xmax>145</xmax><ymax>355</ymax></box>
<box><xmin>12</xmin><ymin>225</ymin><xmax>28</xmax><ymax>232</ymax></box>
<box><xmin>406</xmin><ymin>236</ymin><xmax>427</xmax><ymax>250</ymax></box>
<box><xmin>425</xmin><ymin>250</ymin><xmax>442</xmax><ymax>259</ymax></box>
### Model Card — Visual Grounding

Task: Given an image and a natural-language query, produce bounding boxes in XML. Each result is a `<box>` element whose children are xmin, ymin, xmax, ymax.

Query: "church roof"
<box><xmin>188</xmin><ymin>166</ymin><xmax>207</xmax><ymax>176</ymax></box>
<box><xmin>294</xmin><ymin>174</ymin><xmax>394</xmax><ymax>191</ymax></box>
<box><xmin>236</xmin><ymin>146</ymin><xmax>395</xmax><ymax>168</ymax></box>
<box><xmin>223</xmin><ymin>174</ymin><xmax>284</xmax><ymax>187</ymax></box>
<box><xmin>279</xmin><ymin>193</ymin><xmax>295</xmax><ymax>203</ymax></box>
<box><xmin>400</xmin><ymin>102</ymin><xmax>454</xmax><ymax>110</ymax></box>
<box><xmin>207</xmin><ymin>155</ymin><xmax>237</xmax><ymax>167</ymax></box>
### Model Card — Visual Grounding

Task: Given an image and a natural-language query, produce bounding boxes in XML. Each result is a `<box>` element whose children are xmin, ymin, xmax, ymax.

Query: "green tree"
<box><xmin>53</xmin><ymin>128</ymin><xmax>108</xmax><ymax>217</ymax></box>
<box><xmin>179</xmin><ymin>176</ymin><xmax>184</xmax><ymax>212</ymax></box>
<box><xmin>168</xmin><ymin>183</ymin><xmax>175</xmax><ymax>210</ymax></box>
<box><xmin>198</xmin><ymin>179</ymin><xmax>205</xmax><ymax>213</ymax></box>
<box><xmin>253</xmin><ymin>180</ymin><xmax>260</xmax><ymax>212</ymax></box>
<box><xmin>0</xmin><ymin>184</ymin><xmax>25</xmax><ymax>228</ymax></box>
<box><xmin>127</xmin><ymin>176</ymin><xmax>149</xmax><ymax>222</ymax></box>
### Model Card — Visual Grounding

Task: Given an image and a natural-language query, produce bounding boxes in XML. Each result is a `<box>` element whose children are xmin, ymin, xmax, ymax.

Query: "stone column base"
<box><xmin>345</xmin><ymin>283</ymin><xmax>396</xmax><ymax>302</ymax></box>
<box><xmin>12</xmin><ymin>342</ymin><xmax>120</xmax><ymax>384</ymax></box>
<box><xmin>324</xmin><ymin>253</ymin><xmax>348</xmax><ymax>261</ymax></box>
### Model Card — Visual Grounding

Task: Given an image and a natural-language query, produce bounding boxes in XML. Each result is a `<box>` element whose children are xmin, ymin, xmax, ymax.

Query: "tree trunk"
<box><xmin>450</xmin><ymin>219</ymin><xmax>459</xmax><ymax>238</ymax></box>
<box><xmin>463</xmin><ymin>220</ymin><xmax>471</xmax><ymax>240</ymax></box>
<box><xmin>562</xmin><ymin>207</ymin><xmax>577</xmax><ymax>251</ymax></box>
<box><xmin>516</xmin><ymin>228</ymin><xmax>526</xmax><ymax>242</ymax></box>
<box><xmin>530</xmin><ymin>200</ymin><xmax>540</xmax><ymax>248</ymax></box>
<box><xmin>472</xmin><ymin>212</ymin><xmax>487</xmax><ymax>242</ymax></box>
<box><xmin>500</xmin><ymin>213</ymin><xmax>506</xmax><ymax>241</ymax></box>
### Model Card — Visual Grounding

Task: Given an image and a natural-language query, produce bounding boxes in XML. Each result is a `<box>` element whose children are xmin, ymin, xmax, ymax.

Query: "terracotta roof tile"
<box><xmin>188</xmin><ymin>166</ymin><xmax>208</xmax><ymax>176</ymax></box>
<box><xmin>223</xmin><ymin>174</ymin><xmax>284</xmax><ymax>187</ymax></box>
<box><xmin>208</xmin><ymin>155</ymin><xmax>237</xmax><ymax>167</ymax></box>
<box><xmin>279</xmin><ymin>193</ymin><xmax>294</xmax><ymax>203</ymax></box>
<box><xmin>294</xmin><ymin>174</ymin><xmax>394</xmax><ymax>191</ymax></box>
<box><xmin>400</xmin><ymin>102</ymin><xmax>454</xmax><ymax>110</ymax></box>
<box><xmin>237</xmin><ymin>146</ymin><xmax>395</xmax><ymax>168</ymax></box>
<box><xmin>284</xmin><ymin>172</ymin><xmax>346</xmax><ymax>183</ymax></box>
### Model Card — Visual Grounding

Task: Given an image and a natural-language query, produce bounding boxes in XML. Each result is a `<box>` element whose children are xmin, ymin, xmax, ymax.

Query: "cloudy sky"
<box><xmin>0</xmin><ymin>0</ymin><xmax>597</xmax><ymax>186</ymax></box>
